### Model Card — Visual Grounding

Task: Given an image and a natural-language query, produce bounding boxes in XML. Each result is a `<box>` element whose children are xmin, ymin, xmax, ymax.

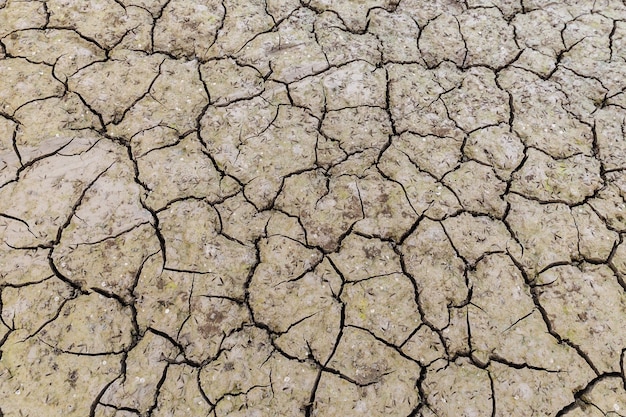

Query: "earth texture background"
<box><xmin>1</xmin><ymin>0</ymin><xmax>626</xmax><ymax>416</ymax></box>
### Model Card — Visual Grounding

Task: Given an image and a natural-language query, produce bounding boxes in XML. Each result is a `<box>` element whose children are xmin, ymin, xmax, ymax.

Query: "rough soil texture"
<box><xmin>1</xmin><ymin>0</ymin><xmax>626</xmax><ymax>416</ymax></box>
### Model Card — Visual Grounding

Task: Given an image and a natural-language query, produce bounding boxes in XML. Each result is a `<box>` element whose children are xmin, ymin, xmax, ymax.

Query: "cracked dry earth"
<box><xmin>2</xmin><ymin>1</ymin><xmax>626</xmax><ymax>417</ymax></box>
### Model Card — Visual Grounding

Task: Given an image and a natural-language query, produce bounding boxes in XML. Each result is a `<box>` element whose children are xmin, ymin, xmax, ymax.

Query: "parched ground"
<box><xmin>1</xmin><ymin>0</ymin><xmax>626</xmax><ymax>416</ymax></box>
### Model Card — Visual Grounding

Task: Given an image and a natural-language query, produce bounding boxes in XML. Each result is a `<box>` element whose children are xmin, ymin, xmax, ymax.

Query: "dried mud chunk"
<box><xmin>178</xmin><ymin>296</ymin><xmax>250</xmax><ymax>362</ymax></box>
<box><xmin>464</xmin><ymin>124</ymin><xmax>525</xmax><ymax>180</ymax></box>
<box><xmin>401</xmin><ymin>219</ymin><xmax>467</xmax><ymax>330</ymax></box>
<box><xmin>235</xmin><ymin>8</ymin><xmax>328</xmax><ymax>83</ymax></box>
<box><xmin>0</xmin><ymin>1</ymin><xmax>47</xmax><ymax>38</ymax></box>
<box><xmin>100</xmin><ymin>331</ymin><xmax>178</xmax><ymax>413</ymax></box>
<box><xmin>561</xmin><ymin>28</ymin><xmax>626</xmax><ymax>97</ymax></box>
<box><xmin>1</xmin><ymin>278</ymin><xmax>75</xmax><ymax>336</ymax></box>
<box><xmin>3</xmin><ymin>29</ymin><xmax>106</xmax><ymax>82</ymax></box>
<box><xmin>443</xmin><ymin>161</ymin><xmax>507</xmax><ymax>217</ymax></box>
<box><xmin>329</xmin><ymin>233</ymin><xmax>402</xmax><ymax>282</ymax></box>
<box><xmin>287</xmin><ymin>75</ymin><xmax>326</xmax><ymax>118</ymax></box>
<box><xmin>151</xmin><ymin>364</ymin><xmax>211</xmax><ymax>416</ymax></box>
<box><xmin>200</xmin><ymin>92</ymin><xmax>284</xmax><ymax>168</ymax></box>
<box><xmin>215</xmin><ymin>193</ymin><xmax>269</xmax><ymax>244</ymax></box>
<box><xmin>39</xmin><ymin>293</ymin><xmax>134</xmax><ymax>353</ymax></box>
<box><xmin>442</xmin><ymin>214</ymin><xmax>522</xmax><ymax>264</ymax></box>
<box><xmin>572</xmin><ymin>204</ymin><xmax>618</xmax><ymax>262</ymax></box>
<box><xmin>423</xmin><ymin>358</ymin><xmax>493</xmax><ymax>417</ymax></box>
<box><xmin>59</xmin><ymin>160</ymin><xmax>153</xmax><ymax>244</ymax></box>
<box><xmin>276</xmin><ymin>171</ymin><xmax>363</xmax><ymax>252</ymax></box>
<box><xmin>379</xmin><ymin>144</ymin><xmax>462</xmax><ymax>219</ymax></box>
<box><xmin>262</xmin><ymin>8</ymin><xmax>329</xmax><ymax>84</ymax></box>
<box><xmin>135</xmin><ymin>255</ymin><xmax>195</xmax><ymax>336</ymax></box>
<box><xmin>200</xmin><ymin>58</ymin><xmax>264</xmax><ymax>106</ymax></box>
<box><xmin>0</xmin><ymin>139</ymin><xmax>123</xmax><ymax>247</ymax></box>
<box><xmin>13</xmin><ymin>94</ymin><xmax>102</xmax><ymax>163</ymax></box>
<box><xmin>137</xmin><ymin>134</ymin><xmax>237</xmax><ymax>211</ymax></box>
<box><xmin>0</xmin><ymin>243</ymin><xmax>51</xmax><ymax>286</ymax></box>
<box><xmin>273</xmin><ymin>259</ymin><xmax>343</xmax><ymax>362</ymax></box>
<box><xmin>69</xmin><ymin>50</ymin><xmax>164</xmax><ymax>124</ymax></box>
<box><xmin>262</xmin><ymin>355</ymin><xmax>319</xmax><ymax>417</ymax></box>
<box><xmin>511</xmin><ymin>149</ymin><xmax>602</xmax><ymax>204</ymax></box>
<box><xmin>569</xmin><ymin>8</ymin><xmax>616</xmax><ymax>36</ymax></box>
<box><xmin>153</xmin><ymin>0</ymin><xmax>225</xmax><ymax>59</ymax></box>
<box><xmin>550</xmin><ymin>67</ymin><xmax>606</xmax><ymax>123</ymax></box>
<box><xmin>458</xmin><ymin>7</ymin><xmax>519</xmax><ymax>68</ymax></box>
<box><xmin>444</xmin><ymin>67</ymin><xmax>510</xmax><ymax>132</ymax></box>
<box><xmin>387</xmin><ymin>62</ymin><xmax>463</xmax><ymax>136</ymax></box>
<box><xmin>401</xmin><ymin>325</ymin><xmax>446</xmax><ymax>365</ymax></box>
<box><xmin>468</xmin><ymin>254</ymin><xmax>596</xmax><ymax>377</ymax></box>
<box><xmin>505</xmin><ymin>194</ymin><xmax>579</xmax><ymax>276</ymax></box>
<box><xmin>561</xmin><ymin>13</ymin><xmax>613</xmax><ymax>59</ymax></box>
<box><xmin>204</xmin><ymin>0</ymin><xmax>274</xmax><ymax>58</ymax></box>
<box><xmin>249</xmin><ymin>236</ymin><xmax>333</xmax><ymax>332</ymax></box>
<box><xmin>198</xmin><ymin>326</ymin><xmax>273</xmax><ymax>403</ymax></box>
<box><xmin>498</xmin><ymin>67</ymin><xmax>594</xmax><ymax>158</ymax></box>
<box><xmin>315</xmin><ymin>133</ymin><xmax>348</xmax><ymax>169</ymax></box>
<box><xmin>157</xmin><ymin>199</ymin><xmax>257</xmax><ymax>277</ymax></box>
<box><xmin>0</xmin><ymin>332</ymin><xmax>122</xmax><ymax>417</ymax></box>
<box><xmin>588</xmin><ymin>183</ymin><xmax>626</xmax><ymax>232</ymax></box>
<box><xmin>418</xmin><ymin>13</ymin><xmax>466</xmax><ymax>67</ymax></box>
<box><xmin>252</xmin><ymin>235</ymin><xmax>323</xmax><ymax>285</ymax></box>
<box><xmin>48</xmin><ymin>0</ymin><xmax>150</xmax><ymax>49</ymax></box>
<box><xmin>315</xmin><ymin>12</ymin><xmax>381</xmax><ymax>66</ymax></box>
<box><xmin>0</xmin><ymin>58</ymin><xmax>64</xmax><ymax>115</ymax></box>
<box><xmin>109</xmin><ymin>58</ymin><xmax>209</xmax><ymax>138</ymax></box>
<box><xmin>536</xmin><ymin>263</ymin><xmax>626</xmax><ymax>373</ymax></box>
<box><xmin>595</xmin><ymin>107</ymin><xmax>626</xmax><ymax>171</ymax></box>
<box><xmin>290</xmin><ymin>61</ymin><xmax>387</xmax><ymax>116</ymax></box>
<box><xmin>342</xmin><ymin>273</ymin><xmax>421</xmax><ymax>345</ymax></box>
<box><xmin>265</xmin><ymin>210</ymin><xmax>307</xmax><ymax>243</ymax></box>
<box><xmin>512</xmin><ymin>9</ymin><xmax>566</xmax><ymax>57</ymax></box>
<box><xmin>489</xmin><ymin>361</ymin><xmax>590</xmax><ymax>416</ymax></box>
<box><xmin>368</xmin><ymin>9</ymin><xmax>421</xmax><ymax>62</ymax></box>
<box><xmin>202</xmin><ymin>105</ymin><xmax>317</xmax><ymax>209</ymax></box>
<box><xmin>316</xmin><ymin>327</ymin><xmax>421</xmax><ymax>417</ymax></box>
<box><xmin>52</xmin><ymin>224</ymin><xmax>160</xmax><ymax>300</ymax></box>
<box><xmin>353</xmin><ymin>170</ymin><xmax>417</xmax><ymax>240</ymax></box>
<box><xmin>392</xmin><ymin>132</ymin><xmax>462</xmax><ymax>180</ymax></box>
<box><xmin>321</xmin><ymin>107</ymin><xmax>391</xmax><ymax>154</ymax></box>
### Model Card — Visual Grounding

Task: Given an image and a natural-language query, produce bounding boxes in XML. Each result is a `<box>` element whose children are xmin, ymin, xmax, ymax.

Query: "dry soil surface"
<box><xmin>1</xmin><ymin>0</ymin><xmax>626</xmax><ymax>416</ymax></box>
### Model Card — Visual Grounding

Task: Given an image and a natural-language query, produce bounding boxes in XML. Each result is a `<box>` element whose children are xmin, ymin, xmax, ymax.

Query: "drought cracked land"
<box><xmin>1</xmin><ymin>0</ymin><xmax>626</xmax><ymax>416</ymax></box>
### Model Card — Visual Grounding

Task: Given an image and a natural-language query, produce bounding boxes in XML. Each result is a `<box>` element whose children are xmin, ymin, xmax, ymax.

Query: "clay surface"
<box><xmin>1</xmin><ymin>0</ymin><xmax>626</xmax><ymax>416</ymax></box>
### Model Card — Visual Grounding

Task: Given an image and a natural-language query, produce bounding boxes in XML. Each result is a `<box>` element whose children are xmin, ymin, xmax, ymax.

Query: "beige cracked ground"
<box><xmin>1</xmin><ymin>0</ymin><xmax>626</xmax><ymax>416</ymax></box>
